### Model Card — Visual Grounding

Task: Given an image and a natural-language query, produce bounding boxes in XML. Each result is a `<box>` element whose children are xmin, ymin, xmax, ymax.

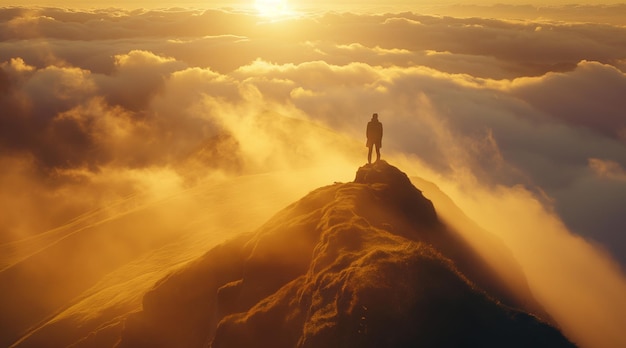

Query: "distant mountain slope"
<box><xmin>115</xmin><ymin>161</ymin><xmax>575</xmax><ymax>348</ymax></box>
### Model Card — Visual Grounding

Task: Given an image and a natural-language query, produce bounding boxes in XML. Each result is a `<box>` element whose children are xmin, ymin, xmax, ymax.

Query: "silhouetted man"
<box><xmin>366</xmin><ymin>113</ymin><xmax>383</xmax><ymax>163</ymax></box>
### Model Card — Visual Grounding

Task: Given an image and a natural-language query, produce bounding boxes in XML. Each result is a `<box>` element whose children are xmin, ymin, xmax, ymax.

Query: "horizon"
<box><xmin>3</xmin><ymin>1</ymin><xmax>626</xmax><ymax>12</ymax></box>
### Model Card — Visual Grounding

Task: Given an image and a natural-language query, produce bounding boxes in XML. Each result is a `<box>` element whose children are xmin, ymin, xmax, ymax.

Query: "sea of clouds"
<box><xmin>1</xmin><ymin>5</ymin><xmax>626</xmax><ymax>347</ymax></box>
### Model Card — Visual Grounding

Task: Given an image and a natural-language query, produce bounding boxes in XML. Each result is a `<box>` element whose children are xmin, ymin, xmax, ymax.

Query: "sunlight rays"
<box><xmin>254</xmin><ymin>0</ymin><xmax>291</xmax><ymax>18</ymax></box>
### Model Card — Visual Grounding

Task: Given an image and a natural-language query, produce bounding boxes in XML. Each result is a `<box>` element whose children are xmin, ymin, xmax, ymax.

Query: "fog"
<box><xmin>1</xmin><ymin>5</ymin><xmax>626</xmax><ymax>348</ymax></box>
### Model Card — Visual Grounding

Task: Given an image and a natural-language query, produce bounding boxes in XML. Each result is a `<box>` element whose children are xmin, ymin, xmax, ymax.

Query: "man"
<box><xmin>366</xmin><ymin>113</ymin><xmax>383</xmax><ymax>163</ymax></box>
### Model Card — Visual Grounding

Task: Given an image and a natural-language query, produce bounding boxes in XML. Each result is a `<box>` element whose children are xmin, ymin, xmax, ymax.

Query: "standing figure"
<box><xmin>366</xmin><ymin>113</ymin><xmax>383</xmax><ymax>164</ymax></box>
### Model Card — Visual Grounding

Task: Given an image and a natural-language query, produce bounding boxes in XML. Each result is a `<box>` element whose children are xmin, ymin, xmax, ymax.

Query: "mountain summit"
<box><xmin>114</xmin><ymin>161</ymin><xmax>575</xmax><ymax>348</ymax></box>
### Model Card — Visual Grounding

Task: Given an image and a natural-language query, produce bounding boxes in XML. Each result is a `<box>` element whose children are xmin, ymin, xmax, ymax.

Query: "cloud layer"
<box><xmin>2</xmin><ymin>4</ymin><xmax>626</xmax><ymax>258</ymax></box>
<box><xmin>1</xmin><ymin>6</ymin><xmax>626</xmax><ymax>347</ymax></box>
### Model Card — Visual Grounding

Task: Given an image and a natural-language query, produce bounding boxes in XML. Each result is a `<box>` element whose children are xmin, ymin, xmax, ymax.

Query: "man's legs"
<box><xmin>367</xmin><ymin>144</ymin><xmax>373</xmax><ymax>164</ymax></box>
<box><xmin>375</xmin><ymin>143</ymin><xmax>380</xmax><ymax>162</ymax></box>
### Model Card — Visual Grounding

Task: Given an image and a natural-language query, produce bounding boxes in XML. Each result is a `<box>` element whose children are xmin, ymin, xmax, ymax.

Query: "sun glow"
<box><xmin>254</xmin><ymin>0</ymin><xmax>290</xmax><ymax>18</ymax></box>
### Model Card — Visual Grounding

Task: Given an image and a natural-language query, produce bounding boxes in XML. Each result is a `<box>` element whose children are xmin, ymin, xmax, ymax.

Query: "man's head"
<box><xmin>372</xmin><ymin>113</ymin><xmax>378</xmax><ymax>120</ymax></box>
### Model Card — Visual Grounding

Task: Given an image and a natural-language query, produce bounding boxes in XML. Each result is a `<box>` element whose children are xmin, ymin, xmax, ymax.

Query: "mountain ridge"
<box><xmin>113</xmin><ymin>160</ymin><xmax>575</xmax><ymax>348</ymax></box>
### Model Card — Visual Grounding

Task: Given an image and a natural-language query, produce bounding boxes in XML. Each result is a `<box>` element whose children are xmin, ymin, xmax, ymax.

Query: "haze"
<box><xmin>1</xmin><ymin>1</ymin><xmax>625</xmax><ymax>347</ymax></box>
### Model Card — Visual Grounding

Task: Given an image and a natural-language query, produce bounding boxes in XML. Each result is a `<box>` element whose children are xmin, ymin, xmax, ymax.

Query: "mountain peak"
<box><xmin>354</xmin><ymin>160</ymin><xmax>440</xmax><ymax>234</ymax></box>
<box><xmin>114</xmin><ymin>162</ymin><xmax>574</xmax><ymax>348</ymax></box>
<box><xmin>354</xmin><ymin>160</ymin><xmax>413</xmax><ymax>186</ymax></box>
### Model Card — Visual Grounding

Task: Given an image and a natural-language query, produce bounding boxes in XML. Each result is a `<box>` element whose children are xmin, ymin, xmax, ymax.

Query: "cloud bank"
<box><xmin>1</xmin><ymin>5</ymin><xmax>626</xmax><ymax>348</ymax></box>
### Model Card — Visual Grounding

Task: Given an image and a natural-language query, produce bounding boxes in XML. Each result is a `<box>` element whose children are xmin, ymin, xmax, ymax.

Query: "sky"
<box><xmin>2</xmin><ymin>0</ymin><xmax>626</xmax><ymax>11</ymax></box>
<box><xmin>1</xmin><ymin>1</ymin><xmax>626</xmax><ymax>347</ymax></box>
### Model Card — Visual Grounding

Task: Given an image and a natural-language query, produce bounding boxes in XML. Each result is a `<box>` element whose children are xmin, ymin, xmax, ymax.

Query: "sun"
<box><xmin>254</xmin><ymin>0</ymin><xmax>289</xmax><ymax>18</ymax></box>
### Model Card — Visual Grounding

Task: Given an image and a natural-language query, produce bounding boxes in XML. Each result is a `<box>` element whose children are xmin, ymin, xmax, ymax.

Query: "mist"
<box><xmin>1</xmin><ymin>5</ymin><xmax>626</xmax><ymax>348</ymax></box>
